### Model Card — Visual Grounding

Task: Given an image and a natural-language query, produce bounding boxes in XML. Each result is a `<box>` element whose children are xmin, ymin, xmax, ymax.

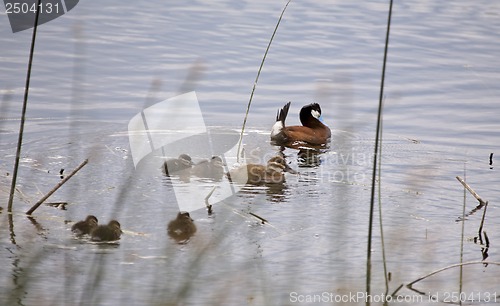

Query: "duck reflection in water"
<box><xmin>162</xmin><ymin>154</ymin><xmax>193</xmax><ymax>182</ymax></box>
<box><xmin>227</xmin><ymin>155</ymin><xmax>297</xmax><ymax>185</ymax></box>
<box><xmin>297</xmin><ymin>149</ymin><xmax>322</xmax><ymax>167</ymax></box>
<box><xmin>167</xmin><ymin>212</ymin><xmax>197</xmax><ymax>244</ymax></box>
<box><xmin>71</xmin><ymin>215</ymin><xmax>98</xmax><ymax>236</ymax></box>
<box><xmin>191</xmin><ymin>156</ymin><xmax>224</xmax><ymax>181</ymax></box>
<box><xmin>90</xmin><ymin>220</ymin><xmax>122</xmax><ymax>242</ymax></box>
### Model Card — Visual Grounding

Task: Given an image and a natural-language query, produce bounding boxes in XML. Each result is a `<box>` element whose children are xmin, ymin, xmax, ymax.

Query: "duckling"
<box><xmin>167</xmin><ymin>212</ymin><xmax>197</xmax><ymax>243</ymax></box>
<box><xmin>271</xmin><ymin>102</ymin><xmax>331</xmax><ymax>146</ymax></box>
<box><xmin>227</xmin><ymin>155</ymin><xmax>296</xmax><ymax>185</ymax></box>
<box><xmin>71</xmin><ymin>215</ymin><xmax>98</xmax><ymax>236</ymax></box>
<box><xmin>162</xmin><ymin>154</ymin><xmax>193</xmax><ymax>182</ymax></box>
<box><xmin>191</xmin><ymin>156</ymin><xmax>224</xmax><ymax>180</ymax></box>
<box><xmin>90</xmin><ymin>220</ymin><xmax>122</xmax><ymax>242</ymax></box>
<box><xmin>163</xmin><ymin>154</ymin><xmax>193</xmax><ymax>175</ymax></box>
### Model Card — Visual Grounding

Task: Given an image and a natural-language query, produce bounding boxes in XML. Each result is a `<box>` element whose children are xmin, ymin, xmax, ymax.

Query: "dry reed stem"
<box><xmin>406</xmin><ymin>261</ymin><xmax>500</xmax><ymax>288</ymax></box>
<box><xmin>456</xmin><ymin>176</ymin><xmax>487</xmax><ymax>206</ymax></box>
<box><xmin>455</xmin><ymin>175</ymin><xmax>490</xmax><ymax>240</ymax></box>
<box><xmin>236</xmin><ymin>0</ymin><xmax>291</xmax><ymax>162</ymax></box>
<box><xmin>26</xmin><ymin>159</ymin><xmax>88</xmax><ymax>215</ymax></box>
<box><xmin>367</xmin><ymin>0</ymin><xmax>393</xmax><ymax>300</ymax></box>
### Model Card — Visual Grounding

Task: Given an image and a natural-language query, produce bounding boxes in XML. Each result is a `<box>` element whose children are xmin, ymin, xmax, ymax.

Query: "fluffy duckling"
<box><xmin>227</xmin><ymin>155</ymin><xmax>296</xmax><ymax>185</ymax></box>
<box><xmin>90</xmin><ymin>220</ymin><xmax>122</xmax><ymax>242</ymax></box>
<box><xmin>163</xmin><ymin>154</ymin><xmax>193</xmax><ymax>175</ymax></box>
<box><xmin>167</xmin><ymin>212</ymin><xmax>197</xmax><ymax>243</ymax></box>
<box><xmin>71</xmin><ymin>215</ymin><xmax>98</xmax><ymax>236</ymax></box>
<box><xmin>191</xmin><ymin>156</ymin><xmax>224</xmax><ymax>180</ymax></box>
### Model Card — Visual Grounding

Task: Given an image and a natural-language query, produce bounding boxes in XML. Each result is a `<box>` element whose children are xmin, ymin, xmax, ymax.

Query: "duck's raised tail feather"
<box><xmin>271</xmin><ymin>102</ymin><xmax>291</xmax><ymax>140</ymax></box>
<box><xmin>276</xmin><ymin>101</ymin><xmax>291</xmax><ymax>124</ymax></box>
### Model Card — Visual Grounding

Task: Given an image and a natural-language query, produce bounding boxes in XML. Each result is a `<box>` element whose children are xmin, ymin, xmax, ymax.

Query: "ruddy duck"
<box><xmin>71</xmin><ymin>215</ymin><xmax>98</xmax><ymax>236</ymax></box>
<box><xmin>163</xmin><ymin>154</ymin><xmax>193</xmax><ymax>175</ymax></box>
<box><xmin>90</xmin><ymin>220</ymin><xmax>122</xmax><ymax>242</ymax></box>
<box><xmin>167</xmin><ymin>212</ymin><xmax>197</xmax><ymax>243</ymax></box>
<box><xmin>191</xmin><ymin>156</ymin><xmax>224</xmax><ymax>181</ymax></box>
<box><xmin>227</xmin><ymin>155</ymin><xmax>297</xmax><ymax>185</ymax></box>
<box><xmin>271</xmin><ymin>102</ymin><xmax>331</xmax><ymax>146</ymax></box>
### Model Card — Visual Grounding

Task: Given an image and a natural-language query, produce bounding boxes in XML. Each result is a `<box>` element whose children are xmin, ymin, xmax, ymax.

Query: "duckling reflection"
<box><xmin>191</xmin><ymin>156</ymin><xmax>224</xmax><ymax>181</ymax></box>
<box><xmin>90</xmin><ymin>220</ymin><xmax>122</xmax><ymax>242</ymax></box>
<box><xmin>227</xmin><ymin>155</ymin><xmax>297</xmax><ymax>185</ymax></box>
<box><xmin>71</xmin><ymin>215</ymin><xmax>98</xmax><ymax>236</ymax></box>
<box><xmin>167</xmin><ymin>212</ymin><xmax>197</xmax><ymax>243</ymax></box>
<box><xmin>162</xmin><ymin>154</ymin><xmax>193</xmax><ymax>182</ymax></box>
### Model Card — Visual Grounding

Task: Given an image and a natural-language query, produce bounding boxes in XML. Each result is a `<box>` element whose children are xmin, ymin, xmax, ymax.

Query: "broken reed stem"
<box><xmin>249</xmin><ymin>212</ymin><xmax>268</xmax><ymax>224</ymax></box>
<box><xmin>7</xmin><ymin>0</ymin><xmax>43</xmax><ymax>213</ymax></box>
<box><xmin>236</xmin><ymin>0</ymin><xmax>291</xmax><ymax>163</ymax></box>
<box><xmin>478</xmin><ymin>200</ymin><xmax>488</xmax><ymax>235</ymax></box>
<box><xmin>406</xmin><ymin>261</ymin><xmax>500</xmax><ymax>288</ymax></box>
<box><xmin>455</xmin><ymin>176</ymin><xmax>487</xmax><ymax>205</ymax></box>
<box><xmin>204</xmin><ymin>186</ymin><xmax>217</xmax><ymax>215</ymax></box>
<box><xmin>390</xmin><ymin>283</ymin><xmax>404</xmax><ymax>297</ymax></box>
<box><xmin>455</xmin><ymin>175</ymin><xmax>489</xmax><ymax>236</ymax></box>
<box><xmin>26</xmin><ymin>159</ymin><xmax>88</xmax><ymax>215</ymax></box>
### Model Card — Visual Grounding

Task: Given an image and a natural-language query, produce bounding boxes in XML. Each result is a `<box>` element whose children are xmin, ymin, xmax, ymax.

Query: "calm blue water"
<box><xmin>1</xmin><ymin>1</ymin><xmax>500</xmax><ymax>305</ymax></box>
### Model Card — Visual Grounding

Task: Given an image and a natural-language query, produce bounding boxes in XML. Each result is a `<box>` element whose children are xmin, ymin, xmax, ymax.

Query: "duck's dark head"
<box><xmin>210</xmin><ymin>156</ymin><xmax>224</xmax><ymax>167</ymax></box>
<box><xmin>85</xmin><ymin>215</ymin><xmax>98</xmax><ymax>224</ymax></box>
<box><xmin>108</xmin><ymin>220</ymin><xmax>122</xmax><ymax>233</ymax></box>
<box><xmin>299</xmin><ymin>103</ymin><xmax>325</xmax><ymax>127</ymax></box>
<box><xmin>108</xmin><ymin>220</ymin><xmax>120</xmax><ymax>227</ymax></box>
<box><xmin>178</xmin><ymin>211</ymin><xmax>194</xmax><ymax>222</ymax></box>
<box><xmin>266</xmin><ymin>156</ymin><xmax>297</xmax><ymax>174</ymax></box>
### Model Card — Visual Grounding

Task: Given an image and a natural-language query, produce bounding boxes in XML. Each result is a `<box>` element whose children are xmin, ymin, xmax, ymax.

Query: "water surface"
<box><xmin>1</xmin><ymin>0</ymin><xmax>500</xmax><ymax>305</ymax></box>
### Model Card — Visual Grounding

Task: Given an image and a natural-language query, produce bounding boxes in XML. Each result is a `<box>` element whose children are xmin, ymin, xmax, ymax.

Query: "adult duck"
<box><xmin>271</xmin><ymin>102</ymin><xmax>331</xmax><ymax>147</ymax></box>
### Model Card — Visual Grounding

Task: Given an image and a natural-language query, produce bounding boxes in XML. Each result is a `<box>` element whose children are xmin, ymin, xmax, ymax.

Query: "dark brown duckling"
<box><xmin>191</xmin><ymin>156</ymin><xmax>224</xmax><ymax>181</ymax></box>
<box><xmin>71</xmin><ymin>215</ymin><xmax>98</xmax><ymax>236</ymax></box>
<box><xmin>167</xmin><ymin>212</ymin><xmax>197</xmax><ymax>243</ymax></box>
<box><xmin>163</xmin><ymin>154</ymin><xmax>193</xmax><ymax>175</ymax></box>
<box><xmin>90</xmin><ymin>220</ymin><xmax>122</xmax><ymax>242</ymax></box>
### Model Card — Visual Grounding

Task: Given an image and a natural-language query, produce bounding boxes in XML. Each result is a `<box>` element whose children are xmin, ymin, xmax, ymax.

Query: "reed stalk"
<box><xmin>459</xmin><ymin>165</ymin><xmax>466</xmax><ymax>295</ymax></box>
<box><xmin>236</xmin><ymin>0</ymin><xmax>291</xmax><ymax>163</ymax></box>
<box><xmin>456</xmin><ymin>176</ymin><xmax>487</xmax><ymax>206</ymax></box>
<box><xmin>7</xmin><ymin>0</ymin><xmax>43</xmax><ymax>212</ymax></box>
<box><xmin>407</xmin><ymin>261</ymin><xmax>500</xmax><ymax>289</ymax></box>
<box><xmin>377</xmin><ymin>113</ymin><xmax>389</xmax><ymax>296</ymax></box>
<box><xmin>366</xmin><ymin>0</ymin><xmax>393</xmax><ymax>301</ymax></box>
<box><xmin>26</xmin><ymin>159</ymin><xmax>88</xmax><ymax>215</ymax></box>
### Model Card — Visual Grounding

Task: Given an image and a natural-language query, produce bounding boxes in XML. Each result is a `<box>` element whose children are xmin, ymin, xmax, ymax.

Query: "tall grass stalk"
<box><xmin>236</xmin><ymin>0</ymin><xmax>291</xmax><ymax>163</ymax></box>
<box><xmin>377</xmin><ymin>113</ymin><xmax>389</xmax><ymax>296</ymax></box>
<box><xmin>367</xmin><ymin>0</ymin><xmax>393</xmax><ymax>301</ymax></box>
<box><xmin>459</xmin><ymin>164</ymin><xmax>466</xmax><ymax>294</ymax></box>
<box><xmin>7</xmin><ymin>0</ymin><xmax>43</xmax><ymax>212</ymax></box>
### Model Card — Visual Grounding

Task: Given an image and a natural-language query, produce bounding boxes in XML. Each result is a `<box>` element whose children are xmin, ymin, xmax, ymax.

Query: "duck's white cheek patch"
<box><xmin>311</xmin><ymin>109</ymin><xmax>321</xmax><ymax>119</ymax></box>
